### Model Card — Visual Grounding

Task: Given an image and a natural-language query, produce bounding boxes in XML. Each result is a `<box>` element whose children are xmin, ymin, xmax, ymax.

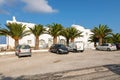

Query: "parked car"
<box><xmin>49</xmin><ymin>44</ymin><xmax>69</xmax><ymax>54</ymax></box>
<box><xmin>115</xmin><ymin>43</ymin><xmax>120</xmax><ymax>50</ymax></box>
<box><xmin>15</xmin><ymin>44</ymin><xmax>32</xmax><ymax>58</ymax></box>
<box><xmin>96</xmin><ymin>43</ymin><xmax>117</xmax><ymax>51</ymax></box>
<box><xmin>67</xmin><ymin>41</ymin><xmax>84</xmax><ymax>52</ymax></box>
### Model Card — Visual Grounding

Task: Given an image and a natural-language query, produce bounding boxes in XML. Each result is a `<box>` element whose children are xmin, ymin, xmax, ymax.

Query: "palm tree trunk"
<box><xmin>15</xmin><ymin>39</ymin><xmax>19</xmax><ymax>48</ymax></box>
<box><xmin>99</xmin><ymin>37</ymin><xmax>103</xmax><ymax>45</ymax></box>
<box><xmin>53</xmin><ymin>36</ymin><xmax>57</xmax><ymax>44</ymax></box>
<box><xmin>66</xmin><ymin>39</ymin><xmax>69</xmax><ymax>46</ymax></box>
<box><xmin>35</xmin><ymin>36</ymin><xmax>39</xmax><ymax>50</ymax></box>
<box><xmin>71</xmin><ymin>38</ymin><xmax>74</xmax><ymax>42</ymax></box>
<box><xmin>94</xmin><ymin>41</ymin><xmax>97</xmax><ymax>47</ymax></box>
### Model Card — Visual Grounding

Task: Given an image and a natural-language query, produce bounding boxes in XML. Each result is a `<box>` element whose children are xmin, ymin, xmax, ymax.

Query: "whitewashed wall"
<box><xmin>6</xmin><ymin>17</ymin><xmax>94</xmax><ymax>49</ymax></box>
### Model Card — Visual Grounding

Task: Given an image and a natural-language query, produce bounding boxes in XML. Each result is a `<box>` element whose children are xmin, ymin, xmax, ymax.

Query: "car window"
<box><xmin>20</xmin><ymin>45</ymin><xmax>30</xmax><ymax>49</ymax></box>
<box><xmin>16</xmin><ymin>45</ymin><xmax>20</xmax><ymax>49</ymax></box>
<box><xmin>55</xmin><ymin>44</ymin><xmax>60</xmax><ymax>48</ymax></box>
<box><xmin>101</xmin><ymin>44</ymin><xmax>108</xmax><ymax>46</ymax></box>
<box><xmin>101</xmin><ymin>44</ymin><xmax>105</xmax><ymax>46</ymax></box>
<box><xmin>111</xmin><ymin>44</ymin><xmax>115</xmax><ymax>46</ymax></box>
<box><xmin>105</xmin><ymin>44</ymin><xmax>109</xmax><ymax>46</ymax></box>
<box><xmin>60</xmin><ymin>45</ymin><xmax>66</xmax><ymax>48</ymax></box>
<box><xmin>54</xmin><ymin>44</ymin><xmax>66</xmax><ymax>48</ymax></box>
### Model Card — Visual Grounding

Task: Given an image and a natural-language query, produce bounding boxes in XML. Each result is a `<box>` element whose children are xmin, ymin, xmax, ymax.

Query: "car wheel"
<box><xmin>29</xmin><ymin>55</ymin><xmax>32</xmax><ymax>57</ymax></box>
<box><xmin>73</xmin><ymin>49</ymin><xmax>77</xmax><ymax>52</ymax></box>
<box><xmin>56</xmin><ymin>50</ymin><xmax>59</xmax><ymax>54</ymax></box>
<box><xmin>18</xmin><ymin>55</ymin><xmax>21</xmax><ymax>58</ymax></box>
<box><xmin>15</xmin><ymin>53</ymin><xmax>17</xmax><ymax>56</ymax></box>
<box><xmin>80</xmin><ymin>50</ymin><xmax>84</xmax><ymax>52</ymax></box>
<box><xmin>96</xmin><ymin>48</ymin><xmax>99</xmax><ymax>50</ymax></box>
<box><xmin>107</xmin><ymin>48</ymin><xmax>111</xmax><ymax>51</ymax></box>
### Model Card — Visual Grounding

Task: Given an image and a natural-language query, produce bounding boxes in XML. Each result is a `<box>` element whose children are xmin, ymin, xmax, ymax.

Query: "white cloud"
<box><xmin>0</xmin><ymin>0</ymin><xmax>8</xmax><ymax>15</ymax></box>
<box><xmin>0</xmin><ymin>0</ymin><xmax>17</xmax><ymax>15</ymax></box>
<box><xmin>0</xmin><ymin>0</ymin><xmax>17</xmax><ymax>6</ymax></box>
<box><xmin>5</xmin><ymin>0</ymin><xmax>18</xmax><ymax>7</ymax></box>
<box><xmin>0</xmin><ymin>9</ymin><xmax>10</xmax><ymax>15</ymax></box>
<box><xmin>0</xmin><ymin>0</ymin><xmax>5</xmax><ymax>5</ymax></box>
<box><xmin>0</xmin><ymin>0</ymin><xmax>57</xmax><ymax>14</ymax></box>
<box><xmin>22</xmin><ymin>0</ymin><xmax>58</xmax><ymax>13</ymax></box>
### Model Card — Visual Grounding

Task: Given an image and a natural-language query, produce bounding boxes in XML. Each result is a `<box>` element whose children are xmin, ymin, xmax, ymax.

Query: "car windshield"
<box><xmin>111</xmin><ymin>44</ymin><xmax>116</xmax><ymax>46</ymax></box>
<box><xmin>101</xmin><ymin>44</ymin><xmax>108</xmax><ymax>46</ymax></box>
<box><xmin>60</xmin><ymin>45</ymin><xmax>66</xmax><ymax>48</ymax></box>
<box><xmin>56</xmin><ymin>44</ymin><xmax>66</xmax><ymax>48</ymax></box>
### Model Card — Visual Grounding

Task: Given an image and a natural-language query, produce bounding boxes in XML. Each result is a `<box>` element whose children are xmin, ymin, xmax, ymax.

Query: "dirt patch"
<box><xmin>53</xmin><ymin>60</ymin><xmax>61</xmax><ymax>63</ymax></box>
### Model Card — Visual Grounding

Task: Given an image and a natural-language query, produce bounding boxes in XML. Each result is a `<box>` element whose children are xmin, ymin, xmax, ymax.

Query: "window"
<box><xmin>48</xmin><ymin>38</ymin><xmax>53</xmax><ymax>47</ymax></box>
<box><xmin>27</xmin><ymin>40</ymin><xmax>32</xmax><ymax>44</ymax></box>
<box><xmin>39</xmin><ymin>39</ymin><xmax>45</xmax><ymax>45</ymax></box>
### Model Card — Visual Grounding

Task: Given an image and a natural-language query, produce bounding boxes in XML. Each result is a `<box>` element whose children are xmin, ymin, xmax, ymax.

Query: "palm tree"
<box><xmin>60</xmin><ymin>28</ymin><xmax>71</xmax><ymax>46</ymax></box>
<box><xmin>0</xmin><ymin>22</ymin><xmax>29</xmax><ymax>48</ymax></box>
<box><xmin>47</xmin><ymin>23</ymin><xmax>63</xmax><ymax>44</ymax></box>
<box><xmin>111</xmin><ymin>33</ymin><xmax>120</xmax><ymax>43</ymax></box>
<box><xmin>69</xmin><ymin>27</ymin><xmax>82</xmax><ymax>42</ymax></box>
<box><xmin>91</xmin><ymin>24</ymin><xmax>112</xmax><ymax>45</ymax></box>
<box><xmin>29</xmin><ymin>24</ymin><xmax>46</xmax><ymax>50</ymax></box>
<box><xmin>104</xmin><ymin>35</ymin><xmax>113</xmax><ymax>43</ymax></box>
<box><xmin>0</xmin><ymin>31</ymin><xmax>4</xmax><ymax>36</ymax></box>
<box><xmin>105</xmin><ymin>33</ymin><xmax>120</xmax><ymax>43</ymax></box>
<box><xmin>0</xmin><ymin>25</ymin><xmax>5</xmax><ymax>36</ymax></box>
<box><xmin>89</xmin><ymin>34</ymin><xmax>99</xmax><ymax>47</ymax></box>
<box><xmin>60</xmin><ymin>27</ymin><xmax>82</xmax><ymax>46</ymax></box>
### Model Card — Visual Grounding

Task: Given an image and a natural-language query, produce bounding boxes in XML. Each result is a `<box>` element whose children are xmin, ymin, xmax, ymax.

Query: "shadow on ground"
<box><xmin>103</xmin><ymin>64</ymin><xmax>120</xmax><ymax>75</ymax></box>
<box><xmin>0</xmin><ymin>73</ymin><xmax>25</xmax><ymax>80</ymax></box>
<box><xmin>0</xmin><ymin>64</ymin><xmax>120</xmax><ymax>80</ymax></box>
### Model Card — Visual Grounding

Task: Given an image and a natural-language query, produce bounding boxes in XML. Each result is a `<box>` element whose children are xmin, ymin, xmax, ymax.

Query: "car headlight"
<box><xmin>59</xmin><ymin>49</ymin><xmax>64</xmax><ymax>51</ymax></box>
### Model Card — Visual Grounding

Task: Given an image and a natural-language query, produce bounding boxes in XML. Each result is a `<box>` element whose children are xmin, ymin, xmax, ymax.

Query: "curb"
<box><xmin>0</xmin><ymin>49</ymin><xmax>49</xmax><ymax>55</ymax></box>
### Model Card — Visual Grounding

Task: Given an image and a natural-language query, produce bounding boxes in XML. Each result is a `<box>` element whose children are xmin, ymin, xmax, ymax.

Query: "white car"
<box><xmin>15</xmin><ymin>44</ymin><xmax>32</xmax><ymax>58</ymax></box>
<box><xmin>67</xmin><ymin>41</ymin><xmax>84</xmax><ymax>52</ymax></box>
<box><xmin>96</xmin><ymin>43</ymin><xmax>117</xmax><ymax>51</ymax></box>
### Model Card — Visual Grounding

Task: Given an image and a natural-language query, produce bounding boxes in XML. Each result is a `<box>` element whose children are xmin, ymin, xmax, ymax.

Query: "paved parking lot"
<box><xmin>0</xmin><ymin>49</ymin><xmax>120</xmax><ymax>79</ymax></box>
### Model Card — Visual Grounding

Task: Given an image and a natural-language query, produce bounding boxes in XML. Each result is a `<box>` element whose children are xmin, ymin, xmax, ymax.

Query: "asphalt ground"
<box><xmin>0</xmin><ymin>49</ymin><xmax>120</xmax><ymax>80</ymax></box>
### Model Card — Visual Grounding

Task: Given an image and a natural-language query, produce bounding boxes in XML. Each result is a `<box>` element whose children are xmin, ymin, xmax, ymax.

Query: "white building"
<box><xmin>71</xmin><ymin>24</ymin><xmax>94</xmax><ymax>48</ymax></box>
<box><xmin>6</xmin><ymin>16</ymin><xmax>94</xmax><ymax>49</ymax></box>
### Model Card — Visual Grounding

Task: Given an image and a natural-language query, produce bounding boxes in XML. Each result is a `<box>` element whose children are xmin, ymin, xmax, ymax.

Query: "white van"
<box><xmin>68</xmin><ymin>41</ymin><xmax>84</xmax><ymax>52</ymax></box>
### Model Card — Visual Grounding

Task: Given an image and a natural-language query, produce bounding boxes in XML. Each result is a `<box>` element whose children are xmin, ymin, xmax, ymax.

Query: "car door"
<box><xmin>99</xmin><ymin>44</ymin><xmax>104</xmax><ymax>50</ymax></box>
<box><xmin>15</xmin><ymin>45</ymin><xmax>20</xmax><ymax>55</ymax></box>
<box><xmin>104</xmin><ymin>44</ymin><xmax>109</xmax><ymax>50</ymax></box>
<box><xmin>101</xmin><ymin>44</ymin><xmax>106</xmax><ymax>50</ymax></box>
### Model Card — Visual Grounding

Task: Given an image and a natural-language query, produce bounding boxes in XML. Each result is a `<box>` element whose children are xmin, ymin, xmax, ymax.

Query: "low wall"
<box><xmin>0</xmin><ymin>44</ymin><xmax>7</xmax><ymax>51</ymax></box>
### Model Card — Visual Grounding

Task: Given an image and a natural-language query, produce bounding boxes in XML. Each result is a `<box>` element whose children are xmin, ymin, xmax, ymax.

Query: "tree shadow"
<box><xmin>0</xmin><ymin>74</ymin><xmax>26</xmax><ymax>80</ymax></box>
<box><xmin>0</xmin><ymin>64</ymin><xmax>120</xmax><ymax>80</ymax></box>
<box><xmin>103</xmin><ymin>64</ymin><xmax>120</xmax><ymax>75</ymax></box>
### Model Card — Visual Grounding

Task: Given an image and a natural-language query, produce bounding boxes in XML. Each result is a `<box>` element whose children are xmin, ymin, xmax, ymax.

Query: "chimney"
<box><xmin>13</xmin><ymin>16</ymin><xmax>16</xmax><ymax>22</ymax></box>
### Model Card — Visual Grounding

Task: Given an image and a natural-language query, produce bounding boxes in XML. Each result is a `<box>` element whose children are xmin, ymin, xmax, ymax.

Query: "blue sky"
<box><xmin>0</xmin><ymin>0</ymin><xmax>120</xmax><ymax>33</ymax></box>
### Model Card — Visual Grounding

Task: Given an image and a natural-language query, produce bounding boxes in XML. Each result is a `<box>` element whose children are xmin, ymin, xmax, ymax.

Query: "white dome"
<box><xmin>71</xmin><ymin>24</ymin><xmax>85</xmax><ymax>31</ymax></box>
